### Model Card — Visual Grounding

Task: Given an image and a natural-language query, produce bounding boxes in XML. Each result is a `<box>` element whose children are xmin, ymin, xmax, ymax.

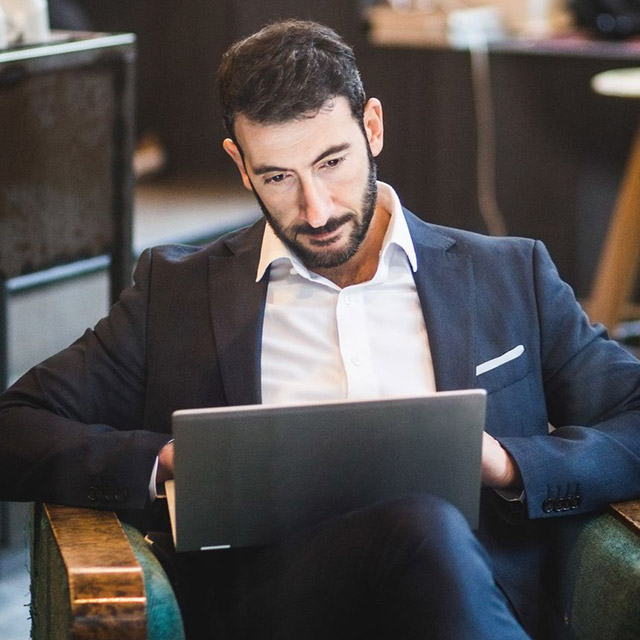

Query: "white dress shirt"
<box><xmin>150</xmin><ymin>182</ymin><xmax>437</xmax><ymax>499</ymax></box>
<box><xmin>258</xmin><ymin>181</ymin><xmax>436</xmax><ymax>405</ymax></box>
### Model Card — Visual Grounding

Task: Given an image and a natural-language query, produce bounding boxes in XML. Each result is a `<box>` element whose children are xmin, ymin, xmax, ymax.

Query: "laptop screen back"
<box><xmin>171</xmin><ymin>390</ymin><xmax>486</xmax><ymax>551</ymax></box>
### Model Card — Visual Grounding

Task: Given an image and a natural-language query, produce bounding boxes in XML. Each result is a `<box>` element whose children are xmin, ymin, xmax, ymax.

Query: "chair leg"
<box><xmin>587</xmin><ymin>118</ymin><xmax>640</xmax><ymax>330</ymax></box>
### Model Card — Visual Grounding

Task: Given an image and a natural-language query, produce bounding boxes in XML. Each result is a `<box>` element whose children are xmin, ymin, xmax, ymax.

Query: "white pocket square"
<box><xmin>476</xmin><ymin>345</ymin><xmax>525</xmax><ymax>376</ymax></box>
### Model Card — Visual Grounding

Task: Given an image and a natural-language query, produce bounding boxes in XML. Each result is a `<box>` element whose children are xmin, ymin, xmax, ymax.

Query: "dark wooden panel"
<box><xmin>361</xmin><ymin>47</ymin><xmax>480</xmax><ymax>232</ymax></box>
<box><xmin>76</xmin><ymin>0</ymin><xmax>368</xmax><ymax>174</ymax></box>
<box><xmin>78</xmin><ymin>0</ymin><xmax>234</xmax><ymax>173</ymax></box>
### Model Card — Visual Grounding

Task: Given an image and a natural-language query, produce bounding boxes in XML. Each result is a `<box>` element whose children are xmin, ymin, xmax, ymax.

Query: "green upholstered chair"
<box><xmin>30</xmin><ymin>500</ymin><xmax>639</xmax><ymax>639</ymax></box>
<box><xmin>30</xmin><ymin>503</ymin><xmax>185</xmax><ymax>640</ymax></box>
<box><xmin>557</xmin><ymin>502</ymin><xmax>640</xmax><ymax>640</ymax></box>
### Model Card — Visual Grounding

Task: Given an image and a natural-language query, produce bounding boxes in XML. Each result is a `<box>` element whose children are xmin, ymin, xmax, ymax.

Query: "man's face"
<box><xmin>223</xmin><ymin>97</ymin><xmax>384</xmax><ymax>271</ymax></box>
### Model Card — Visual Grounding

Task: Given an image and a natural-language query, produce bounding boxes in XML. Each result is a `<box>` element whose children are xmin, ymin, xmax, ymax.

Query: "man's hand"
<box><xmin>156</xmin><ymin>441</ymin><xmax>175</xmax><ymax>484</ymax></box>
<box><xmin>481</xmin><ymin>432</ymin><xmax>521</xmax><ymax>489</ymax></box>
<box><xmin>156</xmin><ymin>435</ymin><xmax>520</xmax><ymax>488</ymax></box>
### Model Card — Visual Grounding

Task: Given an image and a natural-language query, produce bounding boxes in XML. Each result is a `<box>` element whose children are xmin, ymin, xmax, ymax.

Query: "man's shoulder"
<box><xmin>142</xmin><ymin>218</ymin><xmax>265</xmax><ymax>266</ymax></box>
<box><xmin>404</xmin><ymin>208</ymin><xmax>538</xmax><ymax>259</ymax></box>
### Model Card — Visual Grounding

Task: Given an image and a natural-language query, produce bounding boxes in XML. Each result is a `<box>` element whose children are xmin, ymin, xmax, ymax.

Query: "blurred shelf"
<box><xmin>134</xmin><ymin>173</ymin><xmax>259</xmax><ymax>254</ymax></box>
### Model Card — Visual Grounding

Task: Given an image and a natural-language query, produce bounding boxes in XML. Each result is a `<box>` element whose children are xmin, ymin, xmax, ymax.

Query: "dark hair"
<box><xmin>217</xmin><ymin>20</ymin><xmax>366</xmax><ymax>140</ymax></box>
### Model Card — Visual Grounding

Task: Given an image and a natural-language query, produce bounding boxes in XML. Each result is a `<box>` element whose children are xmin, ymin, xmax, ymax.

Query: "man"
<box><xmin>1</xmin><ymin>19</ymin><xmax>639</xmax><ymax>639</ymax></box>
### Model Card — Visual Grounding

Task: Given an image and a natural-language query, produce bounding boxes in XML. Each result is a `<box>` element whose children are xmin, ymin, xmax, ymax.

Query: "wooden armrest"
<box><xmin>33</xmin><ymin>503</ymin><xmax>147</xmax><ymax>640</ymax></box>
<box><xmin>610</xmin><ymin>499</ymin><xmax>640</xmax><ymax>536</ymax></box>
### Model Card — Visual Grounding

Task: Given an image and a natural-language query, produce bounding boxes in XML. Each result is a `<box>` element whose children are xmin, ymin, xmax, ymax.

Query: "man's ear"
<box><xmin>362</xmin><ymin>98</ymin><xmax>384</xmax><ymax>158</ymax></box>
<box><xmin>223</xmin><ymin>138</ymin><xmax>253</xmax><ymax>191</ymax></box>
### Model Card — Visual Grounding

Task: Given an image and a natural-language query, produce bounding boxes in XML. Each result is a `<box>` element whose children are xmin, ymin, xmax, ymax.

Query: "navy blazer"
<box><xmin>1</xmin><ymin>208</ymin><xmax>639</xmax><ymax>635</ymax></box>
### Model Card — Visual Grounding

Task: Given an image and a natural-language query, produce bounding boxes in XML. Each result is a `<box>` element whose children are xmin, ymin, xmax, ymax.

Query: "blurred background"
<box><xmin>60</xmin><ymin>0</ymin><xmax>640</xmax><ymax>296</ymax></box>
<box><xmin>2</xmin><ymin>1</ymin><xmax>640</xmax><ymax>636</ymax></box>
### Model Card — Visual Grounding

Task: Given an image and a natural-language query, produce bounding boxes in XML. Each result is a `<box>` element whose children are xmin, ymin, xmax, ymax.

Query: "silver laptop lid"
<box><xmin>171</xmin><ymin>390</ymin><xmax>486</xmax><ymax>551</ymax></box>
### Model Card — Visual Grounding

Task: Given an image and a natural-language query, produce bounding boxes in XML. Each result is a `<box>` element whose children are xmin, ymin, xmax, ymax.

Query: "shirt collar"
<box><xmin>255</xmin><ymin>181</ymin><xmax>417</xmax><ymax>282</ymax></box>
<box><xmin>377</xmin><ymin>181</ymin><xmax>418</xmax><ymax>273</ymax></box>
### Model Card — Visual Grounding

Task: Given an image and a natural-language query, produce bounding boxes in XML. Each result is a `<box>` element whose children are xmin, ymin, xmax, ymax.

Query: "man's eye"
<box><xmin>265</xmin><ymin>174</ymin><xmax>286</xmax><ymax>184</ymax></box>
<box><xmin>324</xmin><ymin>157</ymin><xmax>344</xmax><ymax>169</ymax></box>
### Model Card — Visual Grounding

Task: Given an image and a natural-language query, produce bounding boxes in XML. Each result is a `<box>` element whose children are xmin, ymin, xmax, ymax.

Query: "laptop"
<box><xmin>167</xmin><ymin>390</ymin><xmax>486</xmax><ymax>552</ymax></box>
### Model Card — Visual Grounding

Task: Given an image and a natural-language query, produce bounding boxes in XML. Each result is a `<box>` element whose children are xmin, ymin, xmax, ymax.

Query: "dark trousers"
<box><xmin>157</xmin><ymin>495</ymin><xmax>531</xmax><ymax>639</ymax></box>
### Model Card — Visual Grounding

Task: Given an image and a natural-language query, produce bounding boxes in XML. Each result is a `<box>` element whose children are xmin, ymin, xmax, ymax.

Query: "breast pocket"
<box><xmin>476</xmin><ymin>345</ymin><xmax>530</xmax><ymax>393</ymax></box>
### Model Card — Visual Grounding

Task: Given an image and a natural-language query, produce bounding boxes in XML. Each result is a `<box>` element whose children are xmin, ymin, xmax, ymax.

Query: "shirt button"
<box><xmin>351</xmin><ymin>356</ymin><xmax>361</xmax><ymax>366</ymax></box>
<box><xmin>344</xmin><ymin>294</ymin><xmax>351</xmax><ymax>305</ymax></box>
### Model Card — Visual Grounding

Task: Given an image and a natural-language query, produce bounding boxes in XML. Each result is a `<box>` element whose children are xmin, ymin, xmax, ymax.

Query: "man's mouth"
<box><xmin>295</xmin><ymin>215</ymin><xmax>352</xmax><ymax>246</ymax></box>
<box><xmin>307</xmin><ymin>225</ymin><xmax>345</xmax><ymax>246</ymax></box>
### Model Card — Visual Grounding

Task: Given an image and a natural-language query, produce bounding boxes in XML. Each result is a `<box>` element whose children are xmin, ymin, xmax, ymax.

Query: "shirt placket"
<box><xmin>335</xmin><ymin>286</ymin><xmax>379</xmax><ymax>399</ymax></box>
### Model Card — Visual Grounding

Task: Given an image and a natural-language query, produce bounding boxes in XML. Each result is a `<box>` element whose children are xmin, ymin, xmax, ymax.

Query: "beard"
<box><xmin>253</xmin><ymin>150</ymin><xmax>378</xmax><ymax>270</ymax></box>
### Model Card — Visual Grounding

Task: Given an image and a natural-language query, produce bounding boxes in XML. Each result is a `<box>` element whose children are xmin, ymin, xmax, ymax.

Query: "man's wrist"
<box><xmin>156</xmin><ymin>439</ymin><xmax>175</xmax><ymax>485</ymax></box>
<box><xmin>149</xmin><ymin>439</ymin><xmax>174</xmax><ymax>501</ymax></box>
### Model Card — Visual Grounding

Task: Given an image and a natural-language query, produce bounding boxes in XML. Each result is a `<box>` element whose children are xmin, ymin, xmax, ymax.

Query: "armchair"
<box><xmin>30</xmin><ymin>503</ymin><xmax>185</xmax><ymax>640</ymax></box>
<box><xmin>558</xmin><ymin>501</ymin><xmax>640</xmax><ymax>639</ymax></box>
<box><xmin>30</xmin><ymin>500</ymin><xmax>639</xmax><ymax>639</ymax></box>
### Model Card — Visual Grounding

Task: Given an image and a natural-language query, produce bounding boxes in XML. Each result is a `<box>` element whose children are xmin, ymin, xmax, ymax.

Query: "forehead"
<box><xmin>234</xmin><ymin>97</ymin><xmax>362</xmax><ymax>168</ymax></box>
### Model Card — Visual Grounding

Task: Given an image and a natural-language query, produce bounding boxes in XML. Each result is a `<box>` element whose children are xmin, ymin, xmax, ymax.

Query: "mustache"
<box><xmin>294</xmin><ymin>213</ymin><xmax>354</xmax><ymax>237</ymax></box>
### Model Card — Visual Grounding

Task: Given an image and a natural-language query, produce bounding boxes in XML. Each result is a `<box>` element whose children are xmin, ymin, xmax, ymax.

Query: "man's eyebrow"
<box><xmin>312</xmin><ymin>143</ymin><xmax>350</xmax><ymax>166</ymax></box>
<box><xmin>253</xmin><ymin>163</ymin><xmax>288</xmax><ymax>176</ymax></box>
<box><xmin>252</xmin><ymin>143</ymin><xmax>351</xmax><ymax>176</ymax></box>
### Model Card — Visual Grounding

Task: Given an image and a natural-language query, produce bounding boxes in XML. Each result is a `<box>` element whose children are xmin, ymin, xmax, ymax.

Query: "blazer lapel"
<box><xmin>207</xmin><ymin>211</ymin><xmax>477</xmax><ymax>402</ymax></box>
<box><xmin>208</xmin><ymin>221</ymin><xmax>268</xmax><ymax>406</ymax></box>
<box><xmin>406</xmin><ymin>211</ymin><xmax>477</xmax><ymax>391</ymax></box>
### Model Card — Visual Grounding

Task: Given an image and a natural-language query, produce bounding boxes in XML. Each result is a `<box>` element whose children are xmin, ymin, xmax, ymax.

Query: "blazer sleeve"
<box><xmin>498</xmin><ymin>241</ymin><xmax>640</xmax><ymax>519</ymax></box>
<box><xmin>0</xmin><ymin>248</ymin><xmax>170</xmax><ymax>510</ymax></box>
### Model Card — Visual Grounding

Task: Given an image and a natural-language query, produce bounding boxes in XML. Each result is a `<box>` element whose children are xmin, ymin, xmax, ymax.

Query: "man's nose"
<box><xmin>299</xmin><ymin>178</ymin><xmax>331</xmax><ymax>228</ymax></box>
